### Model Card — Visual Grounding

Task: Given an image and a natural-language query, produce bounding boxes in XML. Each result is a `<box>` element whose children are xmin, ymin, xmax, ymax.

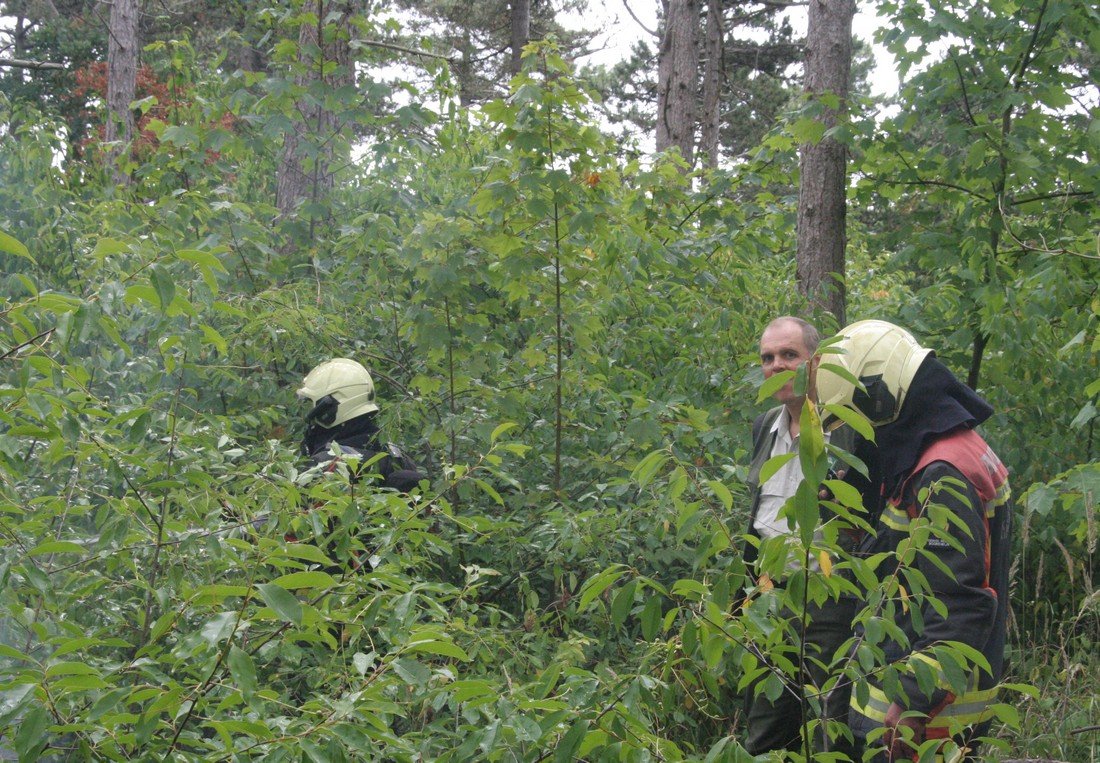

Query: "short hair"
<box><xmin>763</xmin><ymin>316</ymin><xmax>820</xmax><ymax>354</ymax></box>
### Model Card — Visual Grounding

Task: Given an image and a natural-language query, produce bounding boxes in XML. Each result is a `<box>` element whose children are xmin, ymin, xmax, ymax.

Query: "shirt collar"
<box><xmin>769</xmin><ymin>406</ymin><xmax>794</xmax><ymax>445</ymax></box>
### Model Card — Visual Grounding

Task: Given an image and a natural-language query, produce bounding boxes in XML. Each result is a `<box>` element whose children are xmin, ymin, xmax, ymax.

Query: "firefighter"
<box><xmin>297</xmin><ymin>358</ymin><xmax>424</xmax><ymax>492</ymax></box>
<box><xmin>817</xmin><ymin>320</ymin><xmax>1013</xmax><ymax>762</ymax></box>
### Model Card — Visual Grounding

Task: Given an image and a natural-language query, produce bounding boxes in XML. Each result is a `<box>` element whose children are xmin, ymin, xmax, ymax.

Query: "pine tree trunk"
<box><xmin>796</xmin><ymin>0</ymin><xmax>854</xmax><ymax>324</ymax></box>
<box><xmin>509</xmin><ymin>0</ymin><xmax>530</xmax><ymax>75</ymax></box>
<box><xmin>105</xmin><ymin>0</ymin><xmax>139</xmax><ymax>186</ymax></box>
<box><xmin>699</xmin><ymin>0</ymin><xmax>723</xmax><ymax>168</ymax></box>
<box><xmin>655</xmin><ymin>0</ymin><xmax>699</xmax><ymax>166</ymax></box>
<box><xmin>276</xmin><ymin>0</ymin><xmax>357</xmax><ymax>220</ymax></box>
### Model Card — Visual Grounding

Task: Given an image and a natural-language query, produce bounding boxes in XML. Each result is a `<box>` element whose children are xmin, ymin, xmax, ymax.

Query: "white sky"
<box><xmin>566</xmin><ymin>0</ymin><xmax>901</xmax><ymax>98</ymax></box>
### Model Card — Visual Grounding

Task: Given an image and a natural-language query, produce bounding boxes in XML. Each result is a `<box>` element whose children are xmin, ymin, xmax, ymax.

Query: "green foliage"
<box><xmin>0</xmin><ymin>1</ymin><xmax>1096</xmax><ymax>759</ymax></box>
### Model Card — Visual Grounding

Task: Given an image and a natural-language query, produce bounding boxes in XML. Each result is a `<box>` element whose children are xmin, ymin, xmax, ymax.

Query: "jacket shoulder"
<box><xmin>752</xmin><ymin>406</ymin><xmax>783</xmax><ymax>450</ymax></box>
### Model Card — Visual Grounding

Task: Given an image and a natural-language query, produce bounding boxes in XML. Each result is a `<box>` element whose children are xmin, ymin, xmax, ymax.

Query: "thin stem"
<box><xmin>140</xmin><ymin>350</ymin><xmax>188</xmax><ymax>647</ymax></box>
<box><xmin>444</xmin><ymin>296</ymin><xmax>459</xmax><ymax>506</ymax></box>
<box><xmin>544</xmin><ymin>73</ymin><xmax>563</xmax><ymax>495</ymax></box>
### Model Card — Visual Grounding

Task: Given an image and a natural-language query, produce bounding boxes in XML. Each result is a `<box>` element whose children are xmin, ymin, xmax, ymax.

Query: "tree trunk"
<box><xmin>699</xmin><ymin>0</ymin><xmax>723</xmax><ymax>168</ymax></box>
<box><xmin>796</xmin><ymin>0</ymin><xmax>854</xmax><ymax>324</ymax></box>
<box><xmin>105</xmin><ymin>0</ymin><xmax>139</xmax><ymax>186</ymax></box>
<box><xmin>509</xmin><ymin>0</ymin><xmax>530</xmax><ymax>75</ymax></box>
<box><xmin>655</xmin><ymin>0</ymin><xmax>699</xmax><ymax>165</ymax></box>
<box><xmin>276</xmin><ymin>0</ymin><xmax>357</xmax><ymax>221</ymax></box>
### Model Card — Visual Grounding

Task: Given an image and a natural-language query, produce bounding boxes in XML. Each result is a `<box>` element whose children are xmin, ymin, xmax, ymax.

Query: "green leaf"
<box><xmin>91</xmin><ymin>238</ymin><xmax>128</xmax><ymax>259</ymax></box>
<box><xmin>271</xmin><ymin>571</ymin><xmax>337</xmax><ymax>590</ymax></box>
<box><xmin>393</xmin><ymin>657</ymin><xmax>430</xmax><ymax>686</ymax></box>
<box><xmin>707</xmin><ymin>480</ymin><xmax>733</xmax><ymax>510</ymax></box>
<box><xmin>45</xmin><ymin>661</ymin><xmax>100</xmax><ymax>678</ymax></box>
<box><xmin>578</xmin><ymin>565</ymin><xmax>625</xmax><ymax>611</ymax></box>
<box><xmin>406</xmin><ymin>639</ymin><xmax>470</xmax><ymax>661</ymax></box>
<box><xmin>301</xmin><ymin>737</ymin><xmax>333</xmax><ymax>763</ymax></box>
<box><xmin>176</xmin><ymin>248</ymin><xmax>228</xmax><ymax>273</ymax></box>
<box><xmin>52</xmin><ymin>674</ymin><xmax>109</xmax><ymax>691</ymax></box>
<box><xmin>757</xmin><ymin>370</ymin><xmax>794</xmax><ymax>403</ymax></box>
<box><xmin>670</xmin><ymin>579</ymin><xmax>707</xmax><ymax>599</ymax></box>
<box><xmin>822</xmin><ymin>402</ymin><xmax>875</xmax><ymax>440</ymax></box>
<box><xmin>0</xmin><ymin>644</ymin><xmax>32</xmax><ymax>662</ymax></box>
<box><xmin>640</xmin><ymin>596</ymin><xmax>662</xmax><ymax>641</ymax></box>
<box><xmin>201</xmin><ymin>611</ymin><xmax>238</xmax><ymax>645</ymax></box>
<box><xmin>200</xmin><ymin>325</ymin><xmax>228</xmax><ymax>355</ymax></box>
<box><xmin>632</xmin><ymin>450</ymin><xmax>669</xmax><ymax>487</ymax></box>
<box><xmin>817</xmin><ymin>361</ymin><xmax>863</xmax><ymax>389</ymax></box>
<box><xmin>758</xmin><ymin>452</ymin><xmax>797</xmax><ymax>486</ymax></box>
<box><xmin>490</xmin><ymin>422</ymin><xmax>518</xmax><ymax>442</ymax></box>
<box><xmin>192</xmin><ymin>584</ymin><xmax>249</xmax><ymax>603</ymax></box>
<box><xmin>822</xmin><ymin>478</ymin><xmax>863</xmax><ymax>509</ymax></box>
<box><xmin>1070</xmin><ymin>402</ymin><xmax>1096</xmax><ymax>429</ymax></box>
<box><xmin>449</xmin><ymin>679</ymin><xmax>495</xmax><ymax>702</ymax></box>
<box><xmin>256</xmin><ymin>584</ymin><xmax>303</xmax><ymax>626</ymax></box>
<box><xmin>227</xmin><ymin>645</ymin><xmax>257</xmax><ymax>696</ymax></box>
<box><xmin>0</xmin><ymin>685</ymin><xmax>35</xmax><ymax>727</ymax></box>
<box><xmin>610</xmin><ymin>579</ymin><xmax>637</xmax><ymax>628</ymax></box>
<box><xmin>0</xmin><ymin>229</ymin><xmax>34</xmax><ymax>263</ymax></box>
<box><xmin>790</xmin><ymin>117</ymin><xmax>826</xmax><ymax>144</ymax></box>
<box><xmin>279</xmin><ymin>544</ymin><xmax>336</xmax><ymax>566</ymax></box>
<box><xmin>13</xmin><ymin>703</ymin><xmax>48</xmax><ymax>759</ymax></box>
<box><xmin>161</xmin><ymin>124</ymin><xmax>199</xmax><ymax>146</ymax></box>
<box><xmin>555</xmin><ymin>719</ymin><xmax>589</xmax><ymax>763</ymax></box>
<box><xmin>149</xmin><ymin>266</ymin><xmax>176</xmax><ymax>313</ymax></box>
<box><xmin>27</xmin><ymin>541</ymin><xmax>85</xmax><ymax>556</ymax></box>
<box><xmin>474</xmin><ymin>478</ymin><xmax>504</xmax><ymax>506</ymax></box>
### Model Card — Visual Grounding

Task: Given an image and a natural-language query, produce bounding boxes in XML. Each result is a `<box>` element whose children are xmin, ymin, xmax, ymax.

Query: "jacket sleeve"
<box><xmin>899</xmin><ymin>461</ymin><xmax>998</xmax><ymax>714</ymax></box>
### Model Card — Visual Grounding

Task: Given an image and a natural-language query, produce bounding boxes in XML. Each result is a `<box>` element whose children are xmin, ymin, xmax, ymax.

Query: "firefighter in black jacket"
<box><xmin>817</xmin><ymin>321</ymin><xmax>1013</xmax><ymax>762</ymax></box>
<box><xmin>297</xmin><ymin>358</ymin><xmax>425</xmax><ymax>492</ymax></box>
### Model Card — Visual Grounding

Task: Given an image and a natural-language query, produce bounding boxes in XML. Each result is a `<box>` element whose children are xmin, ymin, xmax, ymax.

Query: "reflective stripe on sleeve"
<box><xmin>881</xmin><ymin>503</ymin><xmax>911</xmax><ymax>530</ymax></box>
<box><xmin>851</xmin><ymin>683</ymin><xmax>999</xmax><ymax>730</ymax></box>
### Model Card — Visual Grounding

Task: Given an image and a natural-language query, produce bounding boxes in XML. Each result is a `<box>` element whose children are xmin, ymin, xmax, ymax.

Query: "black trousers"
<box><xmin>743</xmin><ymin>597</ymin><xmax>856</xmax><ymax>757</ymax></box>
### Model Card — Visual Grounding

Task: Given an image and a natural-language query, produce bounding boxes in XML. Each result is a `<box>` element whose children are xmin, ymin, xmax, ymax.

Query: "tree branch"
<box><xmin>0</xmin><ymin>57</ymin><xmax>64</xmax><ymax>70</ymax></box>
<box><xmin>1010</xmin><ymin>0</ymin><xmax>1049</xmax><ymax>89</ymax></box>
<box><xmin>949</xmin><ymin>52</ymin><xmax>978</xmax><ymax>127</ymax></box>
<box><xmin>356</xmin><ymin>39</ymin><xmax>453</xmax><ymax>61</ymax></box>
<box><xmin>1011</xmin><ymin>190</ymin><xmax>1094</xmax><ymax>206</ymax></box>
<box><xmin>620</xmin><ymin>0</ymin><xmax>658</xmax><ymax>38</ymax></box>
<box><xmin>860</xmin><ymin>172</ymin><xmax>990</xmax><ymax>202</ymax></box>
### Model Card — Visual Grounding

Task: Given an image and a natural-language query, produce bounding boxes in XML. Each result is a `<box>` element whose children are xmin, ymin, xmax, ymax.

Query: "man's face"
<box><xmin>759</xmin><ymin>321</ymin><xmax>813</xmax><ymax>406</ymax></box>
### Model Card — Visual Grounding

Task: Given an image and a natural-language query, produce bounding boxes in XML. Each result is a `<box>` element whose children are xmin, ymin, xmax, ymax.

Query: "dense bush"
<box><xmin>0</xmin><ymin>6</ymin><xmax>1096</xmax><ymax>760</ymax></box>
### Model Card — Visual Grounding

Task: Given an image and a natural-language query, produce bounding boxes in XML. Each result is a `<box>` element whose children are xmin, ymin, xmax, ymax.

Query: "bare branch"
<box><xmin>1010</xmin><ymin>0</ymin><xmax>1050</xmax><ymax>89</ymax></box>
<box><xmin>0</xmin><ymin>57</ymin><xmax>64</xmax><ymax>70</ymax></box>
<box><xmin>860</xmin><ymin>172</ymin><xmax>990</xmax><ymax>201</ymax></box>
<box><xmin>621</xmin><ymin>0</ymin><xmax>658</xmax><ymax>38</ymax></box>
<box><xmin>356</xmin><ymin>39</ymin><xmax>453</xmax><ymax>61</ymax></box>
<box><xmin>1012</xmin><ymin>190</ymin><xmax>1094</xmax><ymax>206</ymax></box>
<box><xmin>949</xmin><ymin>51</ymin><xmax>978</xmax><ymax>127</ymax></box>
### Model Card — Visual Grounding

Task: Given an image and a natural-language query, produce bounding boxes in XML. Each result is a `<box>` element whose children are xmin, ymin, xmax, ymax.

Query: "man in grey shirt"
<box><xmin>742</xmin><ymin>316</ymin><xmax>855</xmax><ymax>756</ymax></box>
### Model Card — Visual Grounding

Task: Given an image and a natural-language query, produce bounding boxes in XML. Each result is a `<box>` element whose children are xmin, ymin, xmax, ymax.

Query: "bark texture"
<box><xmin>796</xmin><ymin>0</ymin><xmax>855</xmax><ymax>323</ymax></box>
<box><xmin>276</xmin><ymin>0</ymin><xmax>357</xmax><ymax>219</ymax></box>
<box><xmin>105</xmin><ymin>0</ymin><xmax>139</xmax><ymax>185</ymax></box>
<box><xmin>699</xmin><ymin>0</ymin><xmax>723</xmax><ymax>168</ymax></box>
<box><xmin>509</xmin><ymin>0</ymin><xmax>530</xmax><ymax>75</ymax></box>
<box><xmin>655</xmin><ymin>0</ymin><xmax>699</xmax><ymax>166</ymax></box>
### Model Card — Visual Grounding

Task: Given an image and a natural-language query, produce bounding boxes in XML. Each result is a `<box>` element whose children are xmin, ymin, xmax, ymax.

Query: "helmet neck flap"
<box><xmin>855</xmin><ymin>355</ymin><xmax>994</xmax><ymax>500</ymax></box>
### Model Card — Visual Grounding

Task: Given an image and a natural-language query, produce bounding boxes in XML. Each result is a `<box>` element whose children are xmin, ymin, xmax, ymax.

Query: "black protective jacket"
<box><xmin>847</xmin><ymin>359</ymin><xmax>1013</xmax><ymax>744</ymax></box>
<box><xmin>301</xmin><ymin>413</ymin><xmax>425</xmax><ymax>493</ymax></box>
